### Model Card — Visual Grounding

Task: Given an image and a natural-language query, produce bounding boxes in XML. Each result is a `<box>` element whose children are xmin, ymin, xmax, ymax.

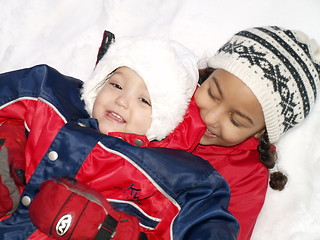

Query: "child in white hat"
<box><xmin>1</xmin><ymin>35</ymin><xmax>240</xmax><ymax>240</ymax></box>
<box><xmin>82</xmin><ymin>35</ymin><xmax>199</xmax><ymax>141</ymax></box>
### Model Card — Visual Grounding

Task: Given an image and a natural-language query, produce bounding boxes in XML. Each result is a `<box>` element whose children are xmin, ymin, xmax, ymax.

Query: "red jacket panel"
<box><xmin>0</xmin><ymin>65</ymin><xmax>239</xmax><ymax>240</ymax></box>
<box><xmin>150</xmin><ymin>96</ymin><xmax>269</xmax><ymax>240</ymax></box>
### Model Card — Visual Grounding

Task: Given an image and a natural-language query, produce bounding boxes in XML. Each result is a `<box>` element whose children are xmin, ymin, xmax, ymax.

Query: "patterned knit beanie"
<box><xmin>82</xmin><ymin>37</ymin><xmax>198</xmax><ymax>141</ymax></box>
<box><xmin>208</xmin><ymin>26</ymin><xmax>320</xmax><ymax>143</ymax></box>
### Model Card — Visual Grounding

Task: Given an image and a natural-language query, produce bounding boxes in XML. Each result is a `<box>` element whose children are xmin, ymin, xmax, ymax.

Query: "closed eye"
<box><xmin>230</xmin><ymin>111</ymin><xmax>253</xmax><ymax>128</ymax></box>
<box><xmin>230</xmin><ymin>114</ymin><xmax>243</xmax><ymax>127</ymax></box>
<box><xmin>207</xmin><ymin>88</ymin><xmax>218</xmax><ymax>101</ymax></box>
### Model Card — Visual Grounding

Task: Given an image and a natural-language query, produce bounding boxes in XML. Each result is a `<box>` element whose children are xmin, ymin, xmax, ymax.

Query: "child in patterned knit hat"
<box><xmin>195</xmin><ymin>26</ymin><xmax>320</xmax><ymax>239</ymax></box>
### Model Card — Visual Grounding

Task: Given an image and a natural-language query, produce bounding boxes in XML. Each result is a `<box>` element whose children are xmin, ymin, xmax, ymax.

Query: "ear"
<box><xmin>254</xmin><ymin>128</ymin><xmax>265</xmax><ymax>139</ymax></box>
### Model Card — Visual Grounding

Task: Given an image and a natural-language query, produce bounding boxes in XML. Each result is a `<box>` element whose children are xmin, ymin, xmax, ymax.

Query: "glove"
<box><xmin>0</xmin><ymin>119</ymin><xmax>27</xmax><ymax>187</ymax></box>
<box><xmin>29</xmin><ymin>177</ymin><xmax>144</xmax><ymax>240</ymax></box>
<box><xmin>0</xmin><ymin>145</ymin><xmax>21</xmax><ymax>217</ymax></box>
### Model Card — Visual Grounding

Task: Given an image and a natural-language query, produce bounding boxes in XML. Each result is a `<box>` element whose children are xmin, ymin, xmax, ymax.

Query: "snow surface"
<box><xmin>1</xmin><ymin>1</ymin><xmax>320</xmax><ymax>239</ymax></box>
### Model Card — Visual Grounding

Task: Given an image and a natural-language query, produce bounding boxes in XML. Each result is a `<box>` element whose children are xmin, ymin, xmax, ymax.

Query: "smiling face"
<box><xmin>92</xmin><ymin>66</ymin><xmax>152</xmax><ymax>136</ymax></box>
<box><xmin>195</xmin><ymin>68</ymin><xmax>266</xmax><ymax>146</ymax></box>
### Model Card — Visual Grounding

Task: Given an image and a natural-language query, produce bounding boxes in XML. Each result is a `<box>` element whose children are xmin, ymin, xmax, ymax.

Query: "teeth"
<box><xmin>206</xmin><ymin>129</ymin><xmax>217</xmax><ymax>138</ymax></box>
<box><xmin>111</xmin><ymin>112</ymin><xmax>123</xmax><ymax>120</ymax></box>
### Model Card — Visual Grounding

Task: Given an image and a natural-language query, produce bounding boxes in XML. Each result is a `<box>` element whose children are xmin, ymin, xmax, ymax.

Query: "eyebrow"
<box><xmin>212</xmin><ymin>76</ymin><xmax>223</xmax><ymax>97</ymax></box>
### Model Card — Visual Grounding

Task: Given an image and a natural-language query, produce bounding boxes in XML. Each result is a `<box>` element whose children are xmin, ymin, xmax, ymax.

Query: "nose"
<box><xmin>202</xmin><ymin>106</ymin><xmax>224</xmax><ymax>129</ymax></box>
<box><xmin>115</xmin><ymin>94</ymin><xmax>129</xmax><ymax>108</ymax></box>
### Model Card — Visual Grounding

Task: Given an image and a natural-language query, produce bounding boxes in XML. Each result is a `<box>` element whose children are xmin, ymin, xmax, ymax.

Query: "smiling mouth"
<box><xmin>105</xmin><ymin>111</ymin><xmax>126</xmax><ymax>124</ymax></box>
<box><xmin>203</xmin><ymin>129</ymin><xmax>217</xmax><ymax>138</ymax></box>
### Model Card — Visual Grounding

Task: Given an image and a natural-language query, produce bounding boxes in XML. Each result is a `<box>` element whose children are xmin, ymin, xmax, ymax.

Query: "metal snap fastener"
<box><xmin>133</xmin><ymin>139</ymin><xmax>144</xmax><ymax>147</ymax></box>
<box><xmin>21</xmin><ymin>196</ymin><xmax>31</xmax><ymax>206</ymax></box>
<box><xmin>78</xmin><ymin>122</ymin><xmax>86</xmax><ymax>127</ymax></box>
<box><xmin>48</xmin><ymin>151</ymin><xmax>58</xmax><ymax>161</ymax></box>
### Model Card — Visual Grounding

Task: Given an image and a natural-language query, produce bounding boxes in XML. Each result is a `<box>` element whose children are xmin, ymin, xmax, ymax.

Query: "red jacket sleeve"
<box><xmin>149</xmin><ymin>96</ymin><xmax>206</xmax><ymax>152</ymax></box>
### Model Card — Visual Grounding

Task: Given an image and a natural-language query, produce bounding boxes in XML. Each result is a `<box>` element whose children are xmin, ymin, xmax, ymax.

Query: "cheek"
<box><xmin>92</xmin><ymin>91</ymin><xmax>111</xmax><ymax>117</ymax></box>
<box><xmin>221</xmin><ymin>128</ymin><xmax>257</xmax><ymax>146</ymax></box>
<box><xmin>91</xmin><ymin>99</ymin><xmax>100</xmax><ymax>118</ymax></box>
<box><xmin>222</xmin><ymin>133</ymin><xmax>246</xmax><ymax>145</ymax></box>
<box><xmin>141</xmin><ymin>111</ymin><xmax>152</xmax><ymax>127</ymax></box>
<box><xmin>194</xmin><ymin>86</ymin><xmax>203</xmax><ymax>106</ymax></box>
<box><xmin>92</xmin><ymin>93</ymin><xmax>106</xmax><ymax>115</ymax></box>
<box><xmin>132</xmin><ymin>109</ymin><xmax>152</xmax><ymax>131</ymax></box>
<box><xmin>195</xmin><ymin>90</ymin><xmax>211</xmax><ymax>114</ymax></box>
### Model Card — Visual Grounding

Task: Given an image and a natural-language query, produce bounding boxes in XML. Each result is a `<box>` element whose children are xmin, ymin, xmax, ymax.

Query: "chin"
<box><xmin>200</xmin><ymin>137</ymin><xmax>235</xmax><ymax>147</ymax></box>
<box><xmin>200</xmin><ymin>137</ymin><xmax>219</xmax><ymax>146</ymax></box>
<box><xmin>98</xmin><ymin>125</ymin><xmax>110</xmax><ymax>135</ymax></box>
<box><xmin>99</xmin><ymin>129</ymin><xmax>109</xmax><ymax>135</ymax></box>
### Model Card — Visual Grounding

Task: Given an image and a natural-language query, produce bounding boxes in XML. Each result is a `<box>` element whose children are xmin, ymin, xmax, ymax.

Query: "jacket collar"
<box><xmin>108</xmin><ymin>132</ymin><xmax>150</xmax><ymax>147</ymax></box>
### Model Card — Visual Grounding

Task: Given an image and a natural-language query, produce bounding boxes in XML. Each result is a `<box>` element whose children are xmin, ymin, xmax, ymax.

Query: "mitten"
<box><xmin>29</xmin><ymin>177</ymin><xmax>143</xmax><ymax>240</ymax></box>
<box><xmin>0</xmin><ymin>144</ymin><xmax>20</xmax><ymax>217</ymax></box>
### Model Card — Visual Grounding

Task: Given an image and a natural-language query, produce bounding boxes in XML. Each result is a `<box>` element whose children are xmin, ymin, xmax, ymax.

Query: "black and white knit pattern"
<box><xmin>208</xmin><ymin>26</ymin><xmax>320</xmax><ymax>143</ymax></box>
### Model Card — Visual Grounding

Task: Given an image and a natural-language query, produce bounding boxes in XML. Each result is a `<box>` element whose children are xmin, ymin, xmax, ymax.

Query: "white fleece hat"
<box><xmin>208</xmin><ymin>26</ymin><xmax>320</xmax><ymax>143</ymax></box>
<box><xmin>82</xmin><ymin>37</ymin><xmax>198</xmax><ymax>141</ymax></box>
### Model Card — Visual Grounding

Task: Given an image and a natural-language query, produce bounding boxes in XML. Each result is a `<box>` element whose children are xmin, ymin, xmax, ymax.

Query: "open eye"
<box><xmin>109</xmin><ymin>82</ymin><xmax>122</xmax><ymax>90</ymax></box>
<box><xmin>139</xmin><ymin>98</ymin><xmax>151</xmax><ymax>106</ymax></box>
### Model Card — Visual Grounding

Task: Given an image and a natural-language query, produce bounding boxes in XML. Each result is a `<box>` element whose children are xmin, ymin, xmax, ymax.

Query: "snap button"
<box><xmin>21</xmin><ymin>196</ymin><xmax>31</xmax><ymax>206</ymax></box>
<box><xmin>78</xmin><ymin>122</ymin><xmax>86</xmax><ymax>127</ymax></box>
<box><xmin>48</xmin><ymin>151</ymin><xmax>58</xmax><ymax>161</ymax></box>
<box><xmin>133</xmin><ymin>139</ymin><xmax>144</xmax><ymax>147</ymax></box>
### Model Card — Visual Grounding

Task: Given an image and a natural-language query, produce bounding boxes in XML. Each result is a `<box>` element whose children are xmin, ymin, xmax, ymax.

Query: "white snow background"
<box><xmin>1</xmin><ymin>1</ymin><xmax>320</xmax><ymax>239</ymax></box>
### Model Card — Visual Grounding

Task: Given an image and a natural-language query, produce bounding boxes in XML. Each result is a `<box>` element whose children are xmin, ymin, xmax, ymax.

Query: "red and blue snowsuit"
<box><xmin>0</xmin><ymin>65</ymin><xmax>239</xmax><ymax>239</ymax></box>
